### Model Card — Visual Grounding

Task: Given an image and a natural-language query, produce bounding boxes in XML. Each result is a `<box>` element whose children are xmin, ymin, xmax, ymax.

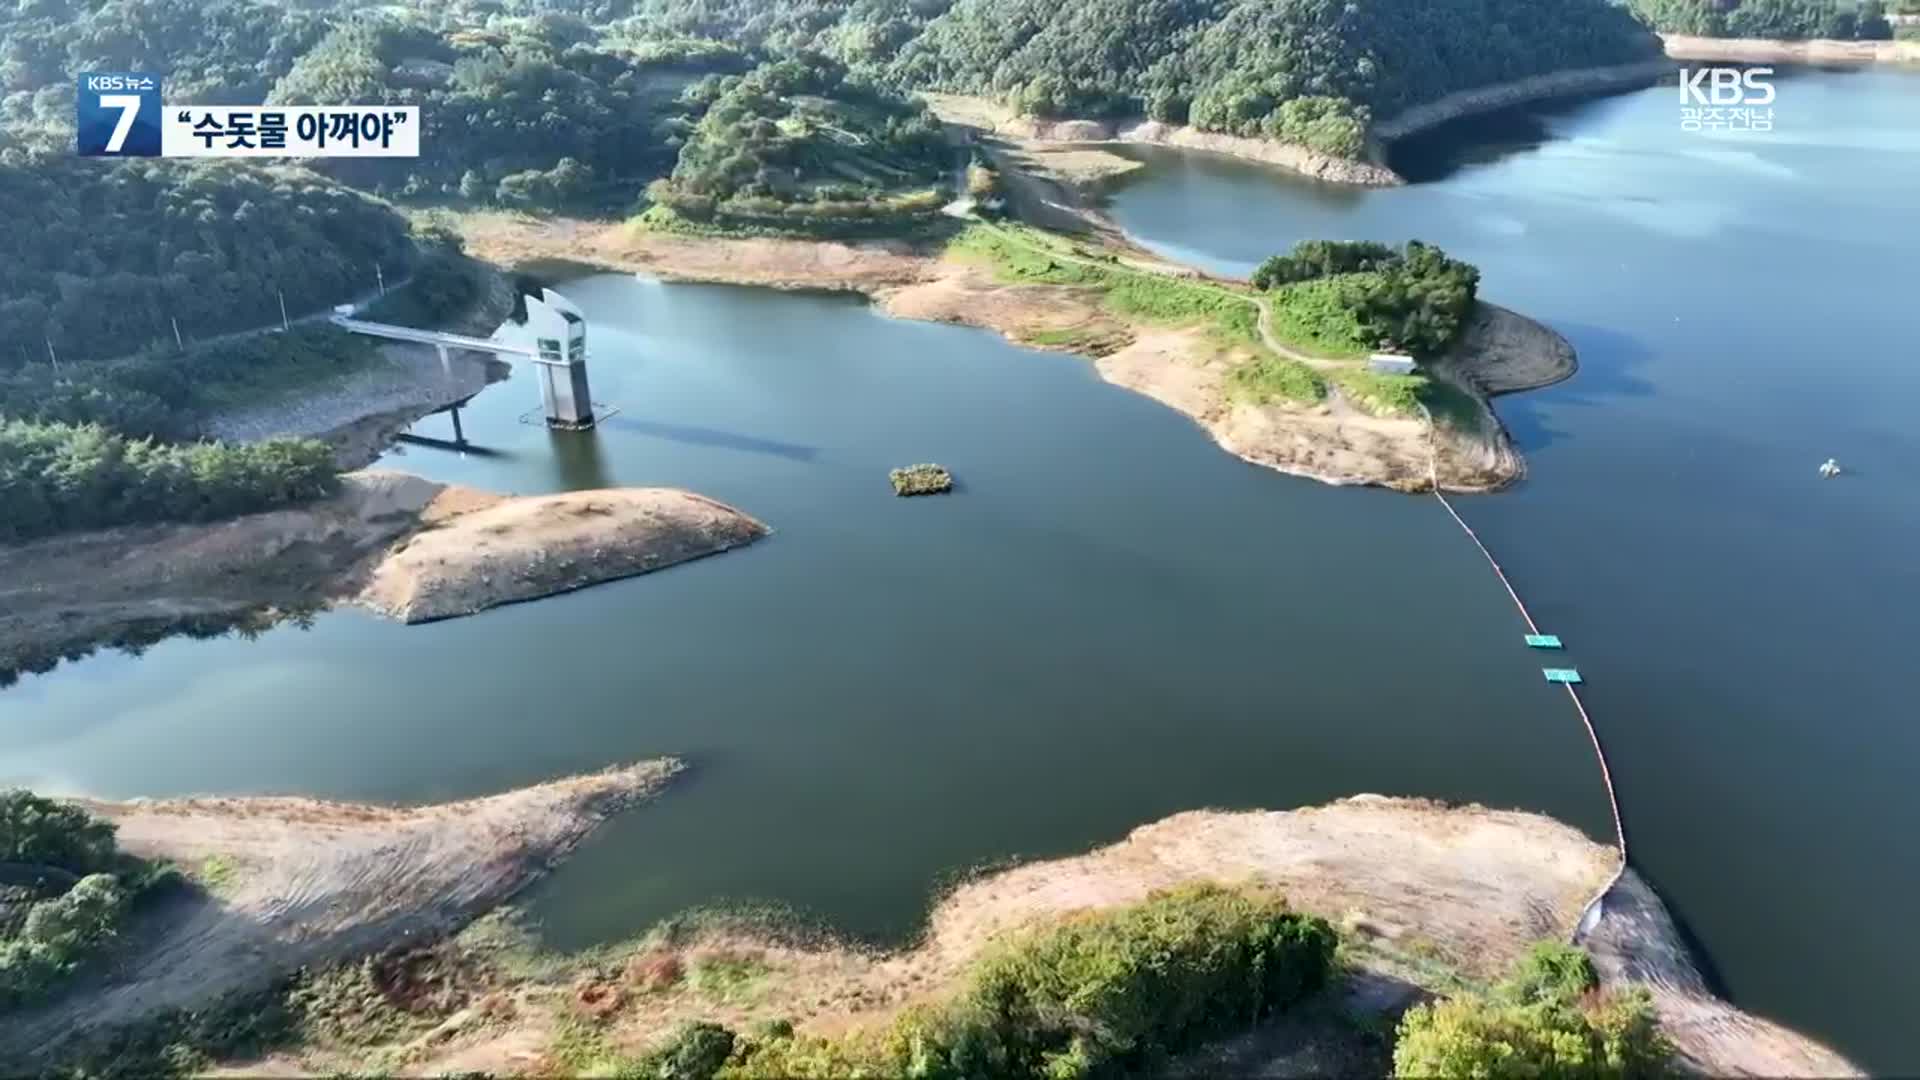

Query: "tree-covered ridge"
<box><xmin>0</xmin><ymin>0</ymin><xmax>334</xmax><ymax>111</ymax></box>
<box><xmin>645</xmin><ymin>53</ymin><xmax>950</xmax><ymax>232</ymax></box>
<box><xmin>266</xmin><ymin>17</ymin><xmax>753</xmax><ymax>207</ymax></box>
<box><xmin>1629</xmin><ymin>0</ymin><xmax>1892</xmax><ymax>39</ymax></box>
<box><xmin>0</xmin><ymin>153</ymin><xmax>413</xmax><ymax>367</ymax></box>
<box><xmin>889</xmin><ymin>0</ymin><xmax>1661</xmax><ymax>145</ymax></box>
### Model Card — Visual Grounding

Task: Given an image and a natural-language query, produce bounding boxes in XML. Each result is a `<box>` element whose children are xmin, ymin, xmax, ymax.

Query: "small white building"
<box><xmin>1368</xmin><ymin>352</ymin><xmax>1417</xmax><ymax>376</ymax></box>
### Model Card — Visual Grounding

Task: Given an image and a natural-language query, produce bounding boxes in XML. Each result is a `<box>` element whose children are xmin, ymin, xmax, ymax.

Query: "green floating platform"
<box><xmin>1543</xmin><ymin>668</ymin><xmax>1584</xmax><ymax>685</ymax></box>
<box><xmin>1524</xmin><ymin>634</ymin><xmax>1564</xmax><ymax>649</ymax></box>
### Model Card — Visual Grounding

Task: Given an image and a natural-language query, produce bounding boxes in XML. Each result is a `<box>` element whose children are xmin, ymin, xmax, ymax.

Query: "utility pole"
<box><xmin>171</xmin><ymin>316</ymin><xmax>184</xmax><ymax>350</ymax></box>
<box><xmin>45</xmin><ymin>337</ymin><xmax>59</xmax><ymax>373</ymax></box>
<box><xmin>278</xmin><ymin>289</ymin><xmax>290</xmax><ymax>331</ymax></box>
<box><xmin>375</xmin><ymin>264</ymin><xmax>386</xmax><ymax>296</ymax></box>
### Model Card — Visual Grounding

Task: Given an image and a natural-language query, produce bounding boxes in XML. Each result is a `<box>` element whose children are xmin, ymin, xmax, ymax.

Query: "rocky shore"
<box><xmin>0</xmin><ymin>471</ymin><xmax>768</xmax><ymax>683</ymax></box>
<box><xmin>37</xmin><ymin>789</ymin><xmax>1852</xmax><ymax>1077</ymax></box>
<box><xmin>1370</xmin><ymin>59</ymin><xmax>1678</xmax><ymax>142</ymax></box>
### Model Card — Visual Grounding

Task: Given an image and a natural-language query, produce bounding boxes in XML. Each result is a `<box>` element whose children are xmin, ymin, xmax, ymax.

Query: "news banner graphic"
<box><xmin>76</xmin><ymin>73</ymin><xmax>418</xmax><ymax>158</ymax></box>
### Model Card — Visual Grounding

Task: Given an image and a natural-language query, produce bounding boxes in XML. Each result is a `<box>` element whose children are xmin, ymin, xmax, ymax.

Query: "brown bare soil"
<box><xmin>925</xmin><ymin>93</ymin><xmax>1402</xmax><ymax>187</ymax></box>
<box><xmin>0</xmin><ymin>760</ymin><xmax>683</xmax><ymax>1069</ymax></box>
<box><xmin>460</xmin><ymin>210</ymin><xmax>1570</xmax><ymax>495</ymax></box>
<box><xmin>360</xmin><ymin>486</ymin><xmax>768</xmax><ymax>623</ymax></box>
<box><xmin>459</xmin><ymin>212</ymin><xmax>936</xmax><ymax>293</ymax></box>
<box><xmin>0</xmin><ymin>471</ymin><xmax>766</xmax><ymax>682</ymax></box>
<box><xmin>215</xmin><ymin>796</ymin><xmax>1855</xmax><ymax>1078</ymax></box>
<box><xmin>1662</xmin><ymin>33</ymin><xmax>1920</xmax><ymax>64</ymax></box>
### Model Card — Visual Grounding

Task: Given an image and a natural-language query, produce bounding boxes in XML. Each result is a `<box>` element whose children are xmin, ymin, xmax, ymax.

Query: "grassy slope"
<box><xmin>946</xmin><ymin>225</ymin><xmax>1488</xmax><ymax>427</ymax></box>
<box><xmin>945</xmin><ymin>223</ymin><xmax>1328</xmax><ymax>403</ymax></box>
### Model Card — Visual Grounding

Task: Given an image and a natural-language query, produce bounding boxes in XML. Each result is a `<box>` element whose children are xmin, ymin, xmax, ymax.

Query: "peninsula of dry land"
<box><xmin>0</xmin><ymin>471</ymin><xmax>767</xmax><ymax>683</ymax></box>
<box><xmin>462</xmin><ymin>212</ymin><xmax>1573</xmax><ymax>496</ymax></box>
<box><xmin>7</xmin><ymin>784</ymin><xmax>1858</xmax><ymax>1078</ymax></box>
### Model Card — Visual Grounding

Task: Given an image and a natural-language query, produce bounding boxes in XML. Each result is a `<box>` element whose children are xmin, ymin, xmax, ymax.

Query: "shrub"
<box><xmin>723</xmin><ymin>883</ymin><xmax>1337</xmax><ymax>1079</ymax></box>
<box><xmin>1392</xmin><ymin>944</ymin><xmax>1673</xmax><ymax>1079</ymax></box>
<box><xmin>0</xmin><ymin>872</ymin><xmax>128</xmax><ymax>1010</ymax></box>
<box><xmin>1503</xmin><ymin>941</ymin><xmax>1599</xmax><ymax>1006</ymax></box>
<box><xmin>644</xmin><ymin>1021</ymin><xmax>738</xmax><ymax>1080</ymax></box>
<box><xmin>0</xmin><ymin>790</ymin><xmax>119</xmax><ymax>874</ymax></box>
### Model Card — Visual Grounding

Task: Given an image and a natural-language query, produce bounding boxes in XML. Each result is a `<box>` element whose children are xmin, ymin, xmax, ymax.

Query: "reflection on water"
<box><xmin>1104</xmin><ymin>66</ymin><xmax>1920</xmax><ymax>1075</ymax></box>
<box><xmin>0</xmin><ymin>277</ymin><xmax>1604</xmax><ymax>963</ymax></box>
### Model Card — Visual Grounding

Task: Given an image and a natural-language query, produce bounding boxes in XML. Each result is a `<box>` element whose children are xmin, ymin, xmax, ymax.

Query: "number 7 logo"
<box><xmin>76</xmin><ymin>72</ymin><xmax>161</xmax><ymax>156</ymax></box>
<box><xmin>99</xmin><ymin>94</ymin><xmax>142</xmax><ymax>153</ymax></box>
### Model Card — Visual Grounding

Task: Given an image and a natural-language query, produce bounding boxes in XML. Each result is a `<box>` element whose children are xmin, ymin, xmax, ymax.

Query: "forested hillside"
<box><xmin>889</xmin><ymin>0</ymin><xmax>1660</xmax><ymax>148</ymax></box>
<box><xmin>1629</xmin><ymin>0</ymin><xmax>1892</xmax><ymax>39</ymax></box>
<box><xmin>5</xmin><ymin>0</ymin><xmax>1666</xmax><ymax>178</ymax></box>
<box><xmin>644</xmin><ymin>53</ymin><xmax>949</xmax><ymax>233</ymax></box>
<box><xmin>0</xmin><ymin>152</ymin><xmax>413</xmax><ymax>367</ymax></box>
<box><xmin>266</xmin><ymin>18</ymin><xmax>751</xmax><ymax>205</ymax></box>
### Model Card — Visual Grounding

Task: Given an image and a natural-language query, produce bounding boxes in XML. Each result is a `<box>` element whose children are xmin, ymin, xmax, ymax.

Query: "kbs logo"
<box><xmin>76</xmin><ymin>72</ymin><xmax>162</xmax><ymax>156</ymax></box>
<box><xmin>1679</xmin><ymin>67</ymin><xmax>1775</xmax><ymax>106</ymax></box>
<box><xmin>1678</xmin><ymin>67</ymin><xmax>1775</xmax><ymax>133</ymax></box>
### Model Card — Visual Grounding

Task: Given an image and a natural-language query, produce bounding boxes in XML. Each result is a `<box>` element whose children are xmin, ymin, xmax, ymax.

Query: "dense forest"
<box><xmin>265</xmin><ymin>18</ymin><xmax>751</xmax><ymax>205</ymax></box>
<box><xmin>645</xmin><ymin>52</ymin><xmax>949</xmax><ymax>232</ymax></box>
<box><xmin>1629</xmin><ymin>0</ymin><xmax>1893</xmax><ymax>39</ymax></box>
<box><xmin>0</xmin><ymin>152</ymin><xmax>413</xmax><ymax>367</ymax></box>
<box><xmin>889</xmin><ymin>0</ymin><xmax>1660</xmax><ymax>149</ymax></box>
<box><xmin>1255</xmin><ymin>240</ymin><xmax>1481</xmax><ymax>357</ymax></box>
<box><xmin>4</xmin><ymin>0</ymin><xmax>1671</xmax><ymax>171</ymax></box>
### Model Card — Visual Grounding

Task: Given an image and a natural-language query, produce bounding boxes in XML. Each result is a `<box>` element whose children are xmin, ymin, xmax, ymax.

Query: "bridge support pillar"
<box><xmin>449</xmin><ymin>405</ymin><xmax>465</xmax><ymax>446</ymax></box>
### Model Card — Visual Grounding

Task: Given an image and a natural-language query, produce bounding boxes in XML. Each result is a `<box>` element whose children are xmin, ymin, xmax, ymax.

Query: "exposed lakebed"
<box><xmin>2</xmin><ymin>64</ymin><xmax>1914</xmax><ymax>1073</ymax></box>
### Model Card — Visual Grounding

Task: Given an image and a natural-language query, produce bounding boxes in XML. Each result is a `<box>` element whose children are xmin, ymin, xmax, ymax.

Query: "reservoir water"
<box><xmin>1101</xmin><ymin>65</ymin><xmax>1920</xmax><ymax>1071</ymax></box>
<box><xmin>1</xmin><ymin>66</ymin><xmax>1913</xmax><ymax>1070</ymax></box>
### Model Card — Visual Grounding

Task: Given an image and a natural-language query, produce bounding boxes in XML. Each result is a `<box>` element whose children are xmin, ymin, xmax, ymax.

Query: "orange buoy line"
<box><xmin>1417</xmin><ymin>406</ymin><xmax>1628</xmax><ymax>925</ymax></box>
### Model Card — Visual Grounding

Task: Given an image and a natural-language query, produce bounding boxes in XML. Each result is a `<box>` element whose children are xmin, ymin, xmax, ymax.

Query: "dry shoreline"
<box><xmin>928</xmin><ymin>58</ymin><xmax>1678</xmax><ymax>190</ymax></box>
<box><xmin>52</xmin><ymin>789</ymin><xmax>1857</xmax><ymax>1077</ymax></box>
<box><xmin>0</xmin><ymin>760</ymin><xmax>684</xmax><ymax>1068</ymax></box>
<box><xmin>1370</xmin><ymin>59</ymin><xmax>1678</xmax><ymax>141</ymax></box>
<box><xmin>202</xmin><ymin>263</ymin><xmax>522</xmax><ymax>471</ymax></box>
<box><xmin>925</xmin><ymin>93</ymin><xmax>1402</xmax><ymax>187</ymax></box>
<box><xmin>0</xmin><ymin>470</ymin><xmax>768</xmax><ymax>683</ymax></box>
<box><xmin>1663</xmin><ymin>32</ymin><xmax>1920</xmax><ymax>64</ymax></box>
<box><xmin>462</xmin><ymin>212</ymin><xmax>1574</xmax><ymax>496</ymax></box>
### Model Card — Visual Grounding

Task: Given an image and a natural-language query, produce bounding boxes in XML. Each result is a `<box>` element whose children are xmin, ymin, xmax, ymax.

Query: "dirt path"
<box><xmin>1</xmin><ymin>760</ymin><xmax>684</xmax><ymax>1068</ymax></box>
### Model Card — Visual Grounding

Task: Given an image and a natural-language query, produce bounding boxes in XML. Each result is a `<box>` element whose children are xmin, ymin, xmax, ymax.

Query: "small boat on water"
<box><xmin>1819</xmin><ymin>458</ymin><xmax>1842</xmax><ymax>478</ymax></box>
